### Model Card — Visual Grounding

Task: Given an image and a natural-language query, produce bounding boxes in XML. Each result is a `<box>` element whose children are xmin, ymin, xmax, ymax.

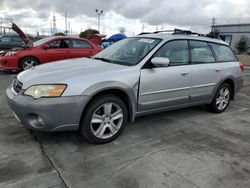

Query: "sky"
<box><xmin>0</xmin><ymin>0</ymin><xmax>250</xmax><ymax>37</ymax></box>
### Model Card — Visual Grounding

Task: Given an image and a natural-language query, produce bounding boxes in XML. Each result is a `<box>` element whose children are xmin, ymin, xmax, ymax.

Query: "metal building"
<box><xmin>211</xmin><ymin>23</ymin><xmax>250</xmax><ymax>51</ymax></box>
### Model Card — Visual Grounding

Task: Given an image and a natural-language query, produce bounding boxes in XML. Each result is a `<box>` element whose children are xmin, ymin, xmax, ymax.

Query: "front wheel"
<box><xmin>20</xmin><ymin>57</ymin><xmax>39</xmax><ymax>71</ymax></box>
<box><xmin>80</xmin><ymin>95</ymin><xmax>128</xmax><ymax>144</ymax></box>
<box><xmin>207</xmin><ymin>83</ymin><xmax>232</xmax><ymax>113</ymax></box>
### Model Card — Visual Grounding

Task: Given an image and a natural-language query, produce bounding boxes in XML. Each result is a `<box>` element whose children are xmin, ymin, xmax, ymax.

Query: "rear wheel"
<box><xmin>207</xmin><ymin>83</ymin><xmax>232</xmax><ymax>113</ymax></box>
<box><xmin>80</xmin><ymin>95</ymin><xmax>128</xmax><ymax>144</ymax></box>
<box><xmin>20</xmin><ymin>57</ymin><xmax>39</xmax><ymax>71</ymax></box>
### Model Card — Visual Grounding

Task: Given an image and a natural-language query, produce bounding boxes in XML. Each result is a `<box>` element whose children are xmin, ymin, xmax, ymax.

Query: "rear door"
<box><xmin>138</xmin><ymin>40</ymin><xmax>191</xmax><ymax>111</ymax></box>
<box><xmin>42</xmin><ymin>38</ymin><xmax>71</xmax><ymax>63</ymax></box>
<box><xmin>70</xmin><ymin>39</ymin><xmax>95</xmax><ymax>58</ymax></box>
<box><xmin>189</xmin><ymin>40</ymin><xmax>221</xmax><ymax>102</ymax></box>
<box><xmin>11</xmin><ymin>36</ymin><xmax>24</xmax><ymax>48</ymax></box>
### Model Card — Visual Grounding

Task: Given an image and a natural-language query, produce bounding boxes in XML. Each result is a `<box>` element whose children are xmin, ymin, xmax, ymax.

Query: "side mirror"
<box><xmin>151</xmin><ymin>57</ymin><xmax>170</xmax><ymax>67</ymax></box>
<box><xmin>43</xmin><ymin>44</ymin><xmax>49</xmax><ymax>50</ymax></box>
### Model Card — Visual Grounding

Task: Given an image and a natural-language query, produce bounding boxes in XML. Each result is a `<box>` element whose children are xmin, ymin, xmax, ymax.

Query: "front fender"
<box><xmin>82</xmin><ymin>81</ymin><xmax>138</xmax><ymax>122</ymax></box>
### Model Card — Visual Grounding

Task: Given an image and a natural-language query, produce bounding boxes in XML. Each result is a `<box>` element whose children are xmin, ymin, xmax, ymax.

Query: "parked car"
<box><xmin>0</xmin><ymin>35</ymin><xmax>26</xmax><ymax>50</ymax></box>
<box><xmin>0</xmin><ymin>23</ymin><xmax>102</xmax><ymax>71</ymax></box>
<box><xmin>6</xmin><ymin>32</ymin><xmax>244</xmax><ymax>144</ymax></box>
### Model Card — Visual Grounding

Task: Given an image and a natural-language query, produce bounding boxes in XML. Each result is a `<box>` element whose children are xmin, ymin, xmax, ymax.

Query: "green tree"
<box><xmin>54</xmin><ymin>32</ymin><xmax>65</xmax><ymax>36</ymax></box>
<box><xmin>206</xmin><ymin>29</ymin><xmax>220</xmax><ymax>38</ymax></box>
<box><xmin>236</xmin><ymin>35</ymin><xmax>249</xmax><ymax>54</ymax></box>
<box><xmin>79</xmin><ymin>29</ymin><xmax>99</xmax><ymax>38</ymax></box>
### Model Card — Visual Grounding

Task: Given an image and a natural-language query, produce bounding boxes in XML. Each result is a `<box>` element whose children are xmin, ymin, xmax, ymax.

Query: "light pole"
<box><xmin>95</xmin><ymin>9</ymin><xmax>103</xmax><ymax>32</ymax></box>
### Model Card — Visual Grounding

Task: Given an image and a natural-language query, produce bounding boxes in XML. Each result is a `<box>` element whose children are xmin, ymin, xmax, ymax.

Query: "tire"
<box><xmin>20</xmin><ymin>57</ymin><xmax>39</xmax><ymax>71</ymax></box>
<box><xmin>207</xmin><ymin>83</ymin><xmax>232</xmax><ymax>113</ymax></box>
<box><xmin>80</xmin><ymin>95</ymin><xmax>128</xmax><ymax>144</ymax></box>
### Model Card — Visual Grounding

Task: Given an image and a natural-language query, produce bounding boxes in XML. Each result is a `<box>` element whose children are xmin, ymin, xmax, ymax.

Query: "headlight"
<box><xmin>5</xmin><ymin>51</ymin><xmax>18</xmax><ymax>56</ymax></box>
<box><xmin>24</xmin><ymin>84</ymin><xmax>67</xmax><ymax>99</ymax></box>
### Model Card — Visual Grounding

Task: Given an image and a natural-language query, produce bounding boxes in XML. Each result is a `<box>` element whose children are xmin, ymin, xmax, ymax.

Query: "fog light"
<box><xmin>38</xmin><ymin>116</ymin><xmax>45</xmax><ymax>125</ymax></box>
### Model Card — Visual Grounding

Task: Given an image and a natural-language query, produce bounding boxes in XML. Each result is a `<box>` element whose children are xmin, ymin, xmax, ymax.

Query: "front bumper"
<box><xmin>0</xmin><ymin>56</ymin><xmax>19</xmax><ymax>70</ymax></box>
<box><xmin>6</xmin><ymin>87</ymin><xmax>90</xmax><ymax>131</ymax></box>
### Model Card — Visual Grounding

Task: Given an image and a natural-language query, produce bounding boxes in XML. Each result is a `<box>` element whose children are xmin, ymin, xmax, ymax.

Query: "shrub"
<box><xmin>79</xmin><ymin>29</ymin><xmax>99</xmax><ymax>38</ymax></box>
<box><xmin>236</xmin><ymin>35</ymin><xmax>249</xmax><ymax>54</ymax></box>
<box><xmin>54</xmin><ymin>32</ymin><xmax>65</xmax><ymax>36</ymax></box>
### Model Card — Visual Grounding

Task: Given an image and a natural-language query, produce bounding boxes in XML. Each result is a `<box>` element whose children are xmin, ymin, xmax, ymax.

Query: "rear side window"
<box><xmin>209</xmin><ymin>43</ymin><xmax>237</xmax><ymax>62</ymax></box>
<box><xmin>72</xmin><ymin>40</ymin><xmax>92</xmax><ymax>49</ymax></box>
<box><xmin>190</xmin><ymin>41</ymin><xmax>215</xmax><ymax>63</ymax></box>
<box><xmin>1</xmin><ymin>36</ymin><xmax>11</xmax><ymax>42</ymax></box>
<box><xmin>154</xmin><ymin>40</ymin><xmax>189</xmax><ymax>65</ymax></box>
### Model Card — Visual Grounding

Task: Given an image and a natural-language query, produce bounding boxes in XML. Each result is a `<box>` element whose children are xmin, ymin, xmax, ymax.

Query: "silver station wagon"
<box><xmin>6</xmin><ymin>30</ymin><xmax>244</xmax><ymax>144</ymax></box>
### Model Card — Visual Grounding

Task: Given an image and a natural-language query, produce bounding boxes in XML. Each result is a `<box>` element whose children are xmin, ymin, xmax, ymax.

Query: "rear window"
<box><xmin>190</xmin><ymin>41</ymin><xmax>215</xmax><ymax>63</ymax></box>
<box><xmin>209</xmin><ymin>43</ymin><xmax>237</xmax><ymax>62</ymax></box>
<box><xmin>72</xmin><ymin>40</ymin><xmax>92</xmax><ymax>49</ymax></box>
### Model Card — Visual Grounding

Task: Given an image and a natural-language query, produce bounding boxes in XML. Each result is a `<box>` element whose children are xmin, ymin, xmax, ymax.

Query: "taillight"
<box><xmin>239</xmin><ymin>62</ymin><xmax>244</xmax><ymax>72</ymax></box>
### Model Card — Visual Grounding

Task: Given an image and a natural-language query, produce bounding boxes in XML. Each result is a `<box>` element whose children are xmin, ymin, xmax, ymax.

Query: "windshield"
<box><xmin>33</xmin><ymin>37</ymin><xmax>54</xmax><ymax>47</ymax></box>
<box><xmin>93</xmin><ymin>37</ymin><xmax>161</xmax><ymax>66</ymax></box>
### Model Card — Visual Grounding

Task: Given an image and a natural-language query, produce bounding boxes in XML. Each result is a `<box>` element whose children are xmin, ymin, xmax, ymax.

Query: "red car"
<box><xmin>0</xmin><ymin>23</ymin><xmax>102</xmax><ymax>71</ymax></box>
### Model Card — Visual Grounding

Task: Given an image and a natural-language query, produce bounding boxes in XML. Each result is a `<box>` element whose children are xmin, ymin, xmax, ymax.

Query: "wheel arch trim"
<box><xmin>210</xmin><ymin>75</ymin><xmax>236</xmax><ymax>102</ymax></box>
<box><xmin>81</xmin><ymin>81</ymin><xmax>137</xmax><ymax>122</ymax></box>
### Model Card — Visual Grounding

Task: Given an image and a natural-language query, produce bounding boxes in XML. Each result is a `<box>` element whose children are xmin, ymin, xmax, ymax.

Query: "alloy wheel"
<box><xmin>90</xmin><ymin>103</ymin><xmax>123</xmax><ymax>139</ymax></box>
<box><xmin>23</xmin><ymin>60</ymin><xmax>37</xmax><ymax>70</ymax></box>
<box><xmin>216</xmin><ymin>87</ymin><xmax>230</xmax><ymax>110</ymax></box>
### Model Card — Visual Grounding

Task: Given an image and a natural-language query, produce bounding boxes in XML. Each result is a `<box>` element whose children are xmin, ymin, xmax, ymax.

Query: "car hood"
<box><xmin>12</xmin><ymin>23</ymin><xmax>32</xmax><ymax>46</ymax></box>
<box><xmin>17</xmin><ymin>57</ymin><xmax>135</xmax><ymax>90</ymax></box>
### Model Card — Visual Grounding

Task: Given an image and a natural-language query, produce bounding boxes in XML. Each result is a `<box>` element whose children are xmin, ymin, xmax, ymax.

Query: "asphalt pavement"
<box><xmin>0</xmin><ymin>69</ymin><xmax>250</xmax><ymax>188</ymax></box>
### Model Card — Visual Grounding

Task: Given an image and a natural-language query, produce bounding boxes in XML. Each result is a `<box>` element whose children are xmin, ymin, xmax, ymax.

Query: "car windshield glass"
<box><xmin>33</xmin><ymin>37</ymin><xmax>54</xmax><ymax>47</ymax></box>
<box><xmin>93</xmin><ymin>37</ymin><xmax>161</xmax><ymax>66</ymax></box>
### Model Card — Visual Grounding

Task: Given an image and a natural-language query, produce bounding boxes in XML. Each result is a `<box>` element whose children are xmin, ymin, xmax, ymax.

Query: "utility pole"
<box><xmin>65</xmin><ymin>12</ymin><xmax>68</xmax><ymax>35</ymax></box>
<box><xmin>52</xmin><ymin>13</ymin><xmax>57</xmax><ymax>35</ymax></box>
<box><xmin>212</xmin><ymin>17</ymin><xmax>216</xmax><ymax>26</ymax></box>
<box><xmin>50</xmin><ymin>22</ymin><xmax>52</xmax><ymax>36</ymax></box>
<box><xmin>103</xmin><ymin>26</ymin><xmax>105</xmax><ymax>34</ymax></box>
<box><xmin>68</xmin><ymin>21</ymin><xmax>70</xmax><ymax>35</ymax></box>
<box><xmin>95</xmin><ymin>9</ymin><xmax>103</xmax><ymax>32</ymax></box>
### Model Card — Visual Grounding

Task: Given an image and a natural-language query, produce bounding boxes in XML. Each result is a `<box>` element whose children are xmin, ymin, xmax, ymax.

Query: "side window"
<box><xmin>59</xmin><ymin>39</ymin><xmax>70</xmax><ymax>48</ymax></box>
<box><xmin>190</xmin><ymin>41</ymin><xmax>215</xmax><ymax>63</ymax></box>
<box><xmin>1</xmin><ymin>36</ymin><xmax>11</xmax><ymax>42</ymax></box>
<box><xmin>48</xmin><ymin>40</ymin><xmax>60</xmax><ymax>48</ymax></box>
<box><xmin>154</xmin><ymin>40</ymin><xmax>189</xmax><ymax>65</ymax></box>
<box><xmin>48</xmin><ymin>39</ymin><xmax>70</xmax><ymax>48</ymax></box>
<box><xmin>12</xmin><ymin>36</ymin><xmax>23</xmax><ymax>42</ymax></box>
<box><xmin>209</xmin><ymin>43</ymin><xmax>237</xmax><ymax>62</ymax></box>
<box><xmin>72</xmin><ymin>40</ymin><xmax>92</xmax><ymax>49</ymax></box>
<box><xmin>220</xmin><ymin>35</ymin><xmax>232</xmax><ymax>45</ymax></box>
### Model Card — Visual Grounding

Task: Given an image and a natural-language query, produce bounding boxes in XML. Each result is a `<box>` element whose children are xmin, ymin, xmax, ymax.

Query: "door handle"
<box><xmin>215</xmin><ymin>69</ymin><xmax>221</xmax><ymax>72</ymax></box>
<box><xmin>181</xmin><ymin>72</ymin><xmax>189</xmax><ymax>76</ymax></box>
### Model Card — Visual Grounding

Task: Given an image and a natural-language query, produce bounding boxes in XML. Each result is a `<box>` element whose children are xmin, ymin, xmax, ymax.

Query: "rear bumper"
<box><xmin>0</xmin><ymin>56</ymin><xmax>19</xmax><ymax>70</ymax></box>
<box><xmin>6</xmin><ymin>87</ymin><xmax>90</xmax><ymax>132</ymax></box>
<box><xmin>235</xmin><ymin>76</ymin><xmax>244</xmax><ymax>93</ymax></box>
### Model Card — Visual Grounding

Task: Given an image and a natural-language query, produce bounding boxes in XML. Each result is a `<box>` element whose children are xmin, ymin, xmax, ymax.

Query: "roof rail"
<box><xmin>153</xmin><ymin>30</ymin><xmax>174</xmax><ymax>34</ymax></box>
<box><xmin>138</xmin><ymin>28</ymin><xmax>204</xmax><ymax>36</ymax></box>
<box><xmin>173</xmin><ymin>29</ymin><xmax>204</xmax><ymax>36</ymax></box>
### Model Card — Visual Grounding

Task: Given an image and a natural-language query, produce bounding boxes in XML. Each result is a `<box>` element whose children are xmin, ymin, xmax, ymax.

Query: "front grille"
<box><xmin>13</xmin><ymin>79</ymin><xmax>23</xmax><ymax>93</ymax></box>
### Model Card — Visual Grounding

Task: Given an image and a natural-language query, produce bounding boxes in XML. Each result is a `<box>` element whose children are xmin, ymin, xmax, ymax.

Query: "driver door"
<box><xmin>138</xmin><ymin>40</ymin><xmax>191</xmax><ymax>111</ymax></box>
<box><xmin>42</xmin><ymin>39</ymin><xmax>71</xmax><ymax>63</ymax></box>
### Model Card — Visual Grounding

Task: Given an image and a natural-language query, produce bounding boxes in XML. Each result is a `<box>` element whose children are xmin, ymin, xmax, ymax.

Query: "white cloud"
<box><xmin>0</xmin><ymin>0</ymin><xmax>250</xmax><ymax>36</ymax></box>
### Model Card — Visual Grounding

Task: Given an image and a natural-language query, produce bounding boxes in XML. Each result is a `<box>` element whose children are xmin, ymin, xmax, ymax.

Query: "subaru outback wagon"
<box><xmin>6</xmin><ymin>32</ymin><xmax>244</xmax><ymax>144</ymax></box>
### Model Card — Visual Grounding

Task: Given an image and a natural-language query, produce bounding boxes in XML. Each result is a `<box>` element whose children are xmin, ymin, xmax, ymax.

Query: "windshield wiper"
<box><xmin>92</xmin><ymin>57</ymin><xmax>112</xmax><ymax>63</ymax></box>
